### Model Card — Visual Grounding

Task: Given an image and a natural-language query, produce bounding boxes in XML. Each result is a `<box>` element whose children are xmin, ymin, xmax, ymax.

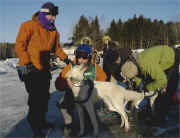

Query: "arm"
<box><xmin>55</xmin><ymin>32</ymin><xmax>68</xmax><ymax>61</ymax></box>
<box><xmin>143</xmin><ymin>65</ymin><xmax>167</xmax><ymax>91</ymax></box>
<box><xmin>60</xmin><ymin>64</ymin><xmax>71</xmax><ymax>79</ymax></box>
<box><xmin>96</xmin><ymin>64</ymin><xmax>107</xmax><ymax>81</ymax></box>
<box><xmin>55</xmin><ymin>65</ymin><xmax>71</xmax><ymax>91</ymax></box>
<box><xmin>15</xmin><ymin>23</ymin><xmax>31</xmax><ymax>66</ymax></box>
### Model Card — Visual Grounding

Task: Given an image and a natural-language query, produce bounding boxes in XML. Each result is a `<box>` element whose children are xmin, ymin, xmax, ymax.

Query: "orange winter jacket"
<box><xmin>61</xmin><ymin>64</ymin><xmax>107</xmax><ymax>81</ymax></box>
<box><xmin>55</xmin><ymin>59</ymin><xmax>107</xmax><ymax>91</ymax></box>
<box><xmin>16</xmin><ymin>12</ymin><xmax>67</xmax><ymax>70</ymax></box>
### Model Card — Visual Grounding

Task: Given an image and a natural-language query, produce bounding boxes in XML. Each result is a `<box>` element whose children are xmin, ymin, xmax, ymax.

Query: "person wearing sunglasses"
<box><xmin>55</xmin><ymin>44</ymin><xmax>107</xmax><ymax>137</ymax></box>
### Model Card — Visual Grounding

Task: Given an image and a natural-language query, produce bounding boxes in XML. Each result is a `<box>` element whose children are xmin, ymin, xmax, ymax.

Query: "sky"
<box><xmin>0</xmin><ymin>0</ymin><xmax>180</xmax><ymax>43</ymax></box>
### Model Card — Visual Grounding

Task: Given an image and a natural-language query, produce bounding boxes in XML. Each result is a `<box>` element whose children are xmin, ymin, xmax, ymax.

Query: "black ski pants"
<box><xmin>154</xmin><ymin>48</ymin><xmax>179</xmax><ymax>122</ymax></box>
<box><xmin>24</xmin><ymin>70</ymin><xmax>51</xmax><ymax>133</ymax></box>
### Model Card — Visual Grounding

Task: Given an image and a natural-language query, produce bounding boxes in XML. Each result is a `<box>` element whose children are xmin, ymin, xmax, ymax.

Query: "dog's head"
<box><xmin>66</xmin><ymin>64</ymin><xmax>90</xmax><ymax>99</ymax></box>
<box><xmin>66</xmin><ymin>64</ymin><xmax>88</xmax><ymax>82</ymax></box>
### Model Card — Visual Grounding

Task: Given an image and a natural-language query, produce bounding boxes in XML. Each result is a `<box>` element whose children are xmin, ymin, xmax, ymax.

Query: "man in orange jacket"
<box><xmin>55</xmin><ymin>44</ymin><xmax>107</xmax><ymax>136</ymax></box>
<box><xmin>15</xmin><ymin>2</ymin><xmax>71</xmax><ymax>137</ymax></box>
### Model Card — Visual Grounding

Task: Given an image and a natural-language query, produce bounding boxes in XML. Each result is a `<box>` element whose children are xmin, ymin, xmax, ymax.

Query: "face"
<box><xmin>104</xmin><ymin>39</ymin><xmax>109</xmax><ymax>45</ymax></box>
<box><xmin>83</xmin><ymin>40</ymin><xmax>90</xmax><ymax>45</ymax></box>
<box><xmin>115</xmin><ymin>56</ymin><xmax>121</xmax><ymax>64</ymax></box>
<box><xmin>46</xmin><ymin>14</ymin><xmax>56</xmax><ymax>23</ymax></box>
<box><xmin>77</xmin><ymin>57</ymin><xmax>89</xmax><ymax>65</ymax></box>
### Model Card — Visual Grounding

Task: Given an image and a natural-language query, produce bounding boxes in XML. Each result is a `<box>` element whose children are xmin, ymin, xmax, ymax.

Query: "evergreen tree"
<box><xmin>72</xmin><ymin>14</ymin><xmax>180</xmax><ymax>50</ymax></box>
<box><xmin>107</xmin><ymin>19</ymin><xmax>119</xmax><ymax>41</ymax></box>
<box><xmin>73</xmin><ymin>15</ymin><xmax>90</xmax><ymax>45</ymax></box>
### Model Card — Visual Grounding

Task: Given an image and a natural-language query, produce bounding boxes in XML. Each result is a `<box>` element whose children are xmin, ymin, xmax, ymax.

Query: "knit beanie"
<box><xmin>40</xmin><ymin>2</ymin><xmax>58</xmax><ymax>15</ymax></box>
<box><xmin>42</xmin><ymin>2</ymin><xmax>55</xmax><ymax>9</ymax></box>
<box><xmin>121</xmin><ymin>61</ymin><xmax>138</xmax><ymax>79</ymax></box>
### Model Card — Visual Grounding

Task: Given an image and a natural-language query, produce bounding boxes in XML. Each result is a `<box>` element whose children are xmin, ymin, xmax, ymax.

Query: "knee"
<box><xmin>55</xmin><ymin>76</ymin><xmax>68</xmax><ymax>91</ymax></box>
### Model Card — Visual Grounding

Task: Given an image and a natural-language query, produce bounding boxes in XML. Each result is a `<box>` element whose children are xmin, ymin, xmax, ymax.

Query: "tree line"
<box><xmin>72</xmin><ymin>14</ymin><xmax>180</xmax><ymax>50</ymax></box>
<box><xmin>1</xmin><ymin>14</ymin><xmax>180</xmax><ymax>60</ymax></box>
<box><xmin>0</xmin><ymin>43</ymin><xmax>16</xmax><ymax>60</ymax></box>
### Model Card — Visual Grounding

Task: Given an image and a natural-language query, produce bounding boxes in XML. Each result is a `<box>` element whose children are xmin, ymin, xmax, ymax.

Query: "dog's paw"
<box><xmin>92</xmin><ymin>131</ymin><xmax>99</xmax><ymax>137</ymax></box>
<box><xmin>77</xmin><ymin>132</ymin><xmax>84</xmax><ymax>137</ymax></box>
<box><xmin>124</xmin><ymin>127</ymin><xmax>130</xmax><ymax>132</ymax></box>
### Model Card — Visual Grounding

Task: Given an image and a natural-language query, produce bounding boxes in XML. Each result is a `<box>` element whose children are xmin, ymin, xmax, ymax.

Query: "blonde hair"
<box><xmin>80</xmin><ymin>37</ymin><xmax>92</xmax><ymax>45</ymax></box>
<box><xmin>102</xmin><ymin>35</ymin><xmax>111</xmax><ymax>42</ymax></box>
<box><xmin>121</xmin><ymin>61</ymin><xmax>138</xmax><ymax>79</ymax></box>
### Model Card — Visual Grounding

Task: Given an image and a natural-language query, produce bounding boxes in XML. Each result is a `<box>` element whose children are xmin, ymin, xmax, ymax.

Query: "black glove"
<box><xmin>16</xmin><ymin>66</ymin><xmax>27</xmax><ymax>82</ymax></box>
<box><xmin>16</xmin><ymin>63</ymin><xmax>36</xmax><ymax>82</ymax></box>
<box><xmin>64</xmin><ymin>57</ymin><xmax>73</xmax><ymax>65</ymax></box>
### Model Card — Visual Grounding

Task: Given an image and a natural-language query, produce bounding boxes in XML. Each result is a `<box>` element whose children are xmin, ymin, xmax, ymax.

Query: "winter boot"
<box><xmin>33</xmin><ymin>130</ymin><xmax>45</xmax><ymax>138</ymax></box>
<box><xmin>41</xmin><ymin>121</ymin><xmax>55</xmax><ymax>130</ymax></box>
<box><xmin>41</xmin><ymin>113</ymin><xmax>55</xmax><ymax>129</ymax></box>
<box><xmin>63</xmin><ymin>123</ymin><xmax>77</xmax><ymax>138</ymax></box>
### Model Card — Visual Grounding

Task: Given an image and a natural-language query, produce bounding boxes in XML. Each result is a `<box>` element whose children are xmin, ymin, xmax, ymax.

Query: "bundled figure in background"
<box><xmin>102</xmin><ymin>35</ymin><xmax>118</xmax><ymax>81</ymax></box>
<box><xmin>80</xmin><ymin>36</ymin><xmax>101</xmax><ymax>64</ymax></box>
<box><xmin>55</xmin><ymin>44</ymin><xmax>107</xmax><ymax>137</ymax></box>
<box><xmin>120</xmin><ymin>45</ymin><xmax>179</xmax><ymax>127</ymax></box>
<box><xmin>15</xmin><ymin>2</ymin><xmax>71</xmax><ymax>137</ymax></box>
<box><xmin>104</xmin><ymin>46</ymin><xmax>133</xmax><ymax>87</ymax></box>
<box><xmin>80</xmin><ymin>36</ymin><xmax>92</xmax><ymax>45</ymax></box>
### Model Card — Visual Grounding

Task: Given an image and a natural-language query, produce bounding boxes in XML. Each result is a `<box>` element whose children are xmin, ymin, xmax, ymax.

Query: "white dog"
<box><xmin>66</xmin><ymin>65</ymin><xmax>156</xmax><ymax>136</ymax></box>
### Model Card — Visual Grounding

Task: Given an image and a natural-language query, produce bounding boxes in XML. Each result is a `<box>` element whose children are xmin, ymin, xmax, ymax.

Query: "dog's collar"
<box><xmin>71</xmin><ymin>79</ymin><xmax>86</xmax><ymax>87</ymax></box>
<box><xmin>74</xmin><ymin>79</ymin><xmax>94</xmax><ymax>104</ymax></box>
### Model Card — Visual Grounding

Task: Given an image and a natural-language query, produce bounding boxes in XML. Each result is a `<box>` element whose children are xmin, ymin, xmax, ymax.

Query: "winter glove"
<box><xmin>16</xmin><ymin>66</ymin><xmax>27</xmax><ymax>81</ymax></box>
<box><xmin>157</xmin><ymin>84</ymin><xmax>167</xmax><ymax>94</ymax></box>
<box><xmin>63</xmin><ymin>57</ymin><xmax>73</xmax><ymax>65</ymax></box>
<box><xmin>16</xmin><ymin>63</ymin><xmax>35</xmax><ymax>82</ymax></box>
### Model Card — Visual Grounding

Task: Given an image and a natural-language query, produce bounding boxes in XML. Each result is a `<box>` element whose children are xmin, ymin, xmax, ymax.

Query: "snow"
<box><xmin>0</xmin><ymin>47</ymin><xmax>179</xmax><ymax>137</ymax></box>
<box><xmin>0</xmin><ymin>58</ymin><xmax>18</xmax><ymax>73</ymax></box>
<box><xmin>0</xmin><ymin>58</ymin><xmax>65</xmax><ymax>137</ymax></box>
<box><xmin>0</xmin><ymin>47</ymin><xmax>78</xmax><ymax>137</ymax></box>
<box><xmin>63</xmin><ymin>46</ymin><xmax>76</xmax><ymax>55</ymax></box>
<box><xmin>132</xmin><ymin>49</ymin><xmax>144</xmax><ymax>53</ymax></box>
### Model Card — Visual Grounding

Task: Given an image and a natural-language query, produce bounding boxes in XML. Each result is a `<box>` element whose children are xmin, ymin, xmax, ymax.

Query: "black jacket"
<box><xmin>102</xmin><ymin>42</ymin><xmax>117</xmax><ymax>81</ymax></box>
<box><xmin>103</xmin><ymin>46</ymin><xmax>132</xmax><ymax>82</ymax></box>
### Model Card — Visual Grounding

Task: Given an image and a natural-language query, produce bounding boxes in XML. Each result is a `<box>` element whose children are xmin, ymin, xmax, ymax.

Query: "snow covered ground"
<box><xmin>0</xmin><ymin>49</ymin><xmax>179</xmax><ymax>137</ymax></box>
<box><xmin>0</xmin><ymin>58</ymin><xmax>64</xmax><ymax>137</ymax></box>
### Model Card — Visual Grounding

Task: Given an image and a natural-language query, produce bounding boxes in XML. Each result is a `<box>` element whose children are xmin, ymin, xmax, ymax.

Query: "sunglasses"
<box><xmin>46</xmin><ymin>6</ymin><xmax>58</xmax><ymax>16</ymax></box>
<box><xmin>76</xmin><ymin>54</ymin><xmax>89</xmax><ymax>59</ymax></box>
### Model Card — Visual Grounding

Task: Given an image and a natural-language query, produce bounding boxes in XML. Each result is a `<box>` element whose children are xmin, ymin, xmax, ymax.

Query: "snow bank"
<box><xmin>0</xmin><ymin>58</ymin><xmax>18</xmax><ymax>73</ymax></box>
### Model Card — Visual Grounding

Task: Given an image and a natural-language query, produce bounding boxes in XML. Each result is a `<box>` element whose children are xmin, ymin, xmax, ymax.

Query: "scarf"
<box><xmin>38</xmin><ymin>12</ymin><xmax>55</xmax><ymax>31</ymax></box>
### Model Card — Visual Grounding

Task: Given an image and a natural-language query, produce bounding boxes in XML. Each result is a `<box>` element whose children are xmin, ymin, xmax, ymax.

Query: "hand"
<box><xmin>16</xmin><ymin>63</ymin><xmax>35</xmax><ymax>81</ymax></box>
<box><xmin>67</xmin><ymin>79</ymin><xmax>73</xmax><ymax>88</ymax></box>
<box><xmin>64</xmin><ymin>57</ymin><xmax>73</xmax><ymax>65</ymax></box>
<box><xmin>157</xmin><ymin>85</ymin><xmax>167</xmax><ymax>94</ymax></box>
<box><xmin>122</xmin><ymin>79</ymin><xmax>127</xmax><ymax>83</ymax></box>
<box><xmin>16</xmin><ymin>66</ymin><xmax>28</xmax><ymax>81</ymax></box>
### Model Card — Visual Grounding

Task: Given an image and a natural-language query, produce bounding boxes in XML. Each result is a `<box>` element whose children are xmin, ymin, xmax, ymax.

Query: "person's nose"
<box><xmin>78</xmin><ymin>57</ymin><xmax>83</xmax><ymax>64</ymax></box>
<box><xmin>49</xmin><ymin>16</ymin><xmax>56</xmax><ymax>23</ymax></box>
<box><xmin>52</xmin><ymin>16</ymin><xmax>56</xmax><ymax>20</ymax></box>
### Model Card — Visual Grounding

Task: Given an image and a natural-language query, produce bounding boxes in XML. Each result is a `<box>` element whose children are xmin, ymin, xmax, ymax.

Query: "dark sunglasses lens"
<box><xmin>76</xmin><ymin>54</ymin><xmax>88</xmax><ymax>59</ymax></box>
<box><xmin>49</xmin><ymin>7</ymin><xmax>58</xmax><ymax>16</ymax></box>
<box><xmin>82</xmin><ymin>55</ymin><xmax>88</xmax><ymax>59</ymax></box>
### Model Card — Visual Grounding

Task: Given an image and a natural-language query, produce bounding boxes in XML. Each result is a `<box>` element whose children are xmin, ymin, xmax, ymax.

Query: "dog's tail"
<box><xmin>143</xmin><ymin>91</ymin><xmax>158</xmax><ymax>98</ymax></box>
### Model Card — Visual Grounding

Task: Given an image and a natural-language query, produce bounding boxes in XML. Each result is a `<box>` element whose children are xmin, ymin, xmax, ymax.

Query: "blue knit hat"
<box><xmin>75</xmin><ymin>44</ymin><xmax>92</xmax><ymax>55</ymax></box>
